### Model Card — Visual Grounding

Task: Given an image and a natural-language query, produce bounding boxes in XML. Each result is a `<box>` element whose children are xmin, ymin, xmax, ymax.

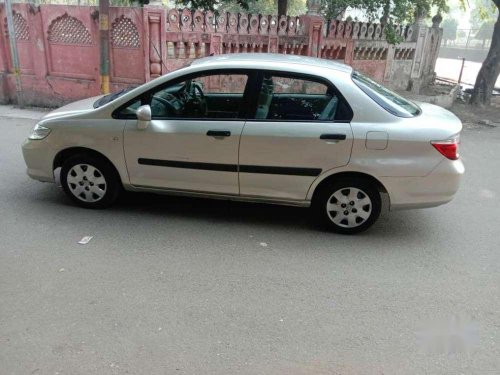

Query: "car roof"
<box><xmin>191</xmin><ymin>53</ymin><xmax>353</xmax><ymax>74</ymax></box>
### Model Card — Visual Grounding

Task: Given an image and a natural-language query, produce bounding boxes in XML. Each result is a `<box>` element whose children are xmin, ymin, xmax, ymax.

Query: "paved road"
<box><xmin>1</xmin><ymin>114</ymin><xmax>499</xmax><ymax>374</ymax></box>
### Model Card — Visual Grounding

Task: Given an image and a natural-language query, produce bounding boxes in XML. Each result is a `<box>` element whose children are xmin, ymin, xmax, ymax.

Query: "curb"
<box><xmin>0</xmin><ymin>105</ymin><xmax>50</xmax><ymax>121</ymax></box>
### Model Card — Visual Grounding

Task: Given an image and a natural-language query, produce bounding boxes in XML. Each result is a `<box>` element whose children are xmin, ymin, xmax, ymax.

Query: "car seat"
<box><xmin>255</xmin><ymin>76</ymin><xmax>274</xmax><ymax>119</ymax></box>
<box><xmin>319</xmin><ymin>95</ymin><xmax>339</xmax><ymax>120</ymax></box>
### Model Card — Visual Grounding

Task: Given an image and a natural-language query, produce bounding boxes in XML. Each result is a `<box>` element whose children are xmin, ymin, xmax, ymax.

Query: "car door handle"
<box><xmin>320</xmin><ymin>133</ymin><xmax>347</xmax><ymax>140</ymax></box>
<box><xmin>207</xmin><ymin>130</ymin><xmax>231</xmax><ymax>137</ymax></box>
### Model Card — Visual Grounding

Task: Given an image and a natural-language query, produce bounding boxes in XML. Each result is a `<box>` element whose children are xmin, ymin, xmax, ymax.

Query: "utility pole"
<box><xmin>458</xmin><ymin>57</ymin><xmax>466</xmax><ymax>86</ymax></box>
<box><xmin>4</xmin><ymin>0</ymin><xmax>23</xmax><ymax>107</ymax></box>
<box><xmin>99</xmin><ymin>0</ymin><xmax>110</xmax><ymax>94</ymax></box>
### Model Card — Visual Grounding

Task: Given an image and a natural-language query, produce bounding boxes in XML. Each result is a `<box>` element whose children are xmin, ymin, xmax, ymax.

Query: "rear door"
<box><xmin>238</xmin><ymin>72</ymin><xmax>354</xmax><ymax>201</ymax></box>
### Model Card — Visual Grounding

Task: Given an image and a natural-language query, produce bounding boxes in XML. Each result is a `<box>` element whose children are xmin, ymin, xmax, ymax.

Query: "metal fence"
<box><xmin>442</xmin><ymin>28</ymin><xmax>492</xmax><ymax>50</ymax></box>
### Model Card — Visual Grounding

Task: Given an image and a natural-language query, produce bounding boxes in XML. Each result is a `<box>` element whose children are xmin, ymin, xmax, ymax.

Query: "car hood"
<box><xmin>42</xmin><ymin>95</ymin><xmax>104</xmax><ymax>120</ymax></box>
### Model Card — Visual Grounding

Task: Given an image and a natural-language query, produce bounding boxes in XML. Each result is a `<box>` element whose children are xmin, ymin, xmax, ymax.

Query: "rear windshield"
<box><xmin>352</xmin><ymin>71</ymin><xmax>421</xmax><ymax>118</ymax></box>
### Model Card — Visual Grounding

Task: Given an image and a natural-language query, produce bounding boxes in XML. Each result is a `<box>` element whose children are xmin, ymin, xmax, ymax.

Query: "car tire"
<box><xmin>312</xmin><ymin>178</ymin><xmax>381</xmax><ymax>234</ymax></box>
<box><xmin>60</xmin><ymin>154</ymin><xmax>121</xmax><ymax>209</ymax></box>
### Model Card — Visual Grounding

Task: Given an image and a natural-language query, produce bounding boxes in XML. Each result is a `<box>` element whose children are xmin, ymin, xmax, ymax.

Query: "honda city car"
<box><xmin>22</xmin><ymin>54</ymin><xmax>464</xmax><ymax>234</ymax></box>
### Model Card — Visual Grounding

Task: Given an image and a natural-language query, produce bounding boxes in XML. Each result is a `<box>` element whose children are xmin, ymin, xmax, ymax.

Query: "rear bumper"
<box><xmin>22</xmin><ymin>139</ymin><xmax>56</xmax><ymax>183</ymax></box>
<box><xmin>381</xmin><ymin>158</ymin><xmax>464</xmax><ymax>210</ymax></box>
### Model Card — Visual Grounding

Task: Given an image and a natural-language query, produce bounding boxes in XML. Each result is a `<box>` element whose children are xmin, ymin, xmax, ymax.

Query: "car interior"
<box><xmin>149</xmin><ymin>75</ymin><xmax>248</xmax><ymax>119</ymax></box>
<box><xmin>256</xmin><ymin>74</ymin><xmax>352</xmax><ymax>121</ymax></box>
<box><xmin>118</xmin><ymin>72</ymin><xmax>353</xmax><ymax>122</ymax></box>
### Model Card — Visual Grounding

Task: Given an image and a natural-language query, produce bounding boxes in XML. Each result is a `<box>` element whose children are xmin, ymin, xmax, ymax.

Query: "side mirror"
<box><xmin>136</xmin><ymin>105</ymin><xmax>151</xmax><ymax>130</ymax></box>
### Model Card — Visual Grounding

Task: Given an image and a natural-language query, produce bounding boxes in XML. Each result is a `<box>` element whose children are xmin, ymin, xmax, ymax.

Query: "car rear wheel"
<box><xmin>61</xmin><ymin>154</ymin><xmax>121</xmax><ymax>208</ymax></box>
<box><xmin>312</xmin><ymin>178</ymin><xmax>381</xmax><ymax>234</ymax></box>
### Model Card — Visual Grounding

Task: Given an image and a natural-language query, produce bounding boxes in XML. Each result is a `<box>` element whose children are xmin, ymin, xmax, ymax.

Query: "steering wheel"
<box><xmin>151</xmin><ymin>93</ymin><xmax>182</xmax><ymax>117</ymax></box>
<box><xmin>187</xmin><ymin>81</ymin><xmax>208</xmax><ymax>116</ymax></box>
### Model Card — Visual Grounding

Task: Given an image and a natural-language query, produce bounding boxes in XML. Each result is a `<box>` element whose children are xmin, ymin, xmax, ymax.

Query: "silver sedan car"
<box><xmin>22</xmin><ymin>54</ymin><xmax>464</xmax><ymax>234</ymax></box>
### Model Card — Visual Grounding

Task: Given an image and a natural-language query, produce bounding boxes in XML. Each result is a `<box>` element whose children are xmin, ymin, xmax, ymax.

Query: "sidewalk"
<box><xmin>0</xmin><ymin>104</ymin><xmax>49</xmax><ymax>121</ymax></box>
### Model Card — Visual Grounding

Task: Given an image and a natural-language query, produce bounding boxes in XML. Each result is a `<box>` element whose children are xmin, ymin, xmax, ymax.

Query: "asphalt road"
<box><xmin>1</xmin><ymin>114</ymin><xmax>499</xmax><ymax>375</ymax></box>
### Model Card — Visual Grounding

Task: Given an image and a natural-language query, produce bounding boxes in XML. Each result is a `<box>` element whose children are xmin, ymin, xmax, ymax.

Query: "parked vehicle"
<box><xmin>22</xmin><ymin>54</ymin><xmax>464</xmax><ymax>234</ymax></box>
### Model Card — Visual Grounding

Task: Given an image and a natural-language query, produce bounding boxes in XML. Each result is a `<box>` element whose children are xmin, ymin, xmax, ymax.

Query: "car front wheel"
<box><xmin>312</xmin><ymin>178</ymin><xmax>381</xmax><ymax>234</ymax></box>
<box><xmin>60</xmin><ymin>154</ymin><xmax>121</xmax><ymax>208</ymax></box>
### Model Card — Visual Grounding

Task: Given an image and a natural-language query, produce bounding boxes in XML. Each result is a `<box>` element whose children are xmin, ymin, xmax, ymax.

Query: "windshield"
<box><xmin>352</xmin><ymin>71</ymin><xmax>421</xmax><ymax>118</ymax></box>
<box><xmin>93</xmin><ymin>87</ymin><xmax>136</xmax><ymax>108</ymax></box>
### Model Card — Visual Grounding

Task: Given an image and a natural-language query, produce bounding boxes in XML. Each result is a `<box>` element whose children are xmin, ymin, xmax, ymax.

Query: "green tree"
<box><xmin>476</xmin><ymin>20</ymin><xmax>495</xmax><ymax>46</ymax></box>
<box><xmin>441</xmin><ymin>18</ymin><xmax>458</xmax><ymax>45</ymax></box>
<box><xmin>470</xmin><ymin>0</ymin><xmax>495</xmax><ymax>28</ymax></box>
<box><xmin>319</xmin><ymin>0</ymin><xmax>384</xmax><ymax>20</ymax></box>
<box><xmin>317</xmin><ymin>0</ymin><xmax>448</xmax><ymax>43</ymax></box>
<box><xmin>222</xmin><ymin>0</ymin><xmax>306</xmax><ymax>16</ymax></box>
<box><xmin>180</xmin><ymin>0</ymin><xmax>448</xmax><ymax>18</ymax></box>
<box><xmin>176</xmin><ymin>0</ymin><xmax>253</xmax><ymax>11</ymax></box>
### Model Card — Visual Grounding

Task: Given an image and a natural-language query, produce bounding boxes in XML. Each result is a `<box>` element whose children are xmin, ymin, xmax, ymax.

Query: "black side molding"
<box><xmin>320</xmin><ymin>133</ymin><xmax>347</xmax><ymax>140</ymax></box>
<box><xmin>239</xmin><ymin>165</ymin><xmax>321</xmax><ymax>177</ymax></box>
<box><xmin>137</xmin><ymin>158</ymin><xmax>322</xmax><ymax>177</ymax></box>
<box><xmin>138</xmin><ymin>158</ymin><xmax>237</xmax><ymax>172</ymax></box>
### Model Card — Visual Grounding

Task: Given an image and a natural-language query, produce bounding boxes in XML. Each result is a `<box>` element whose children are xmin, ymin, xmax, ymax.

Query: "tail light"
<box><xmin>431</xmin><ymin>134</ymin><xmax>460</xmax><ymax>160</ymax></box>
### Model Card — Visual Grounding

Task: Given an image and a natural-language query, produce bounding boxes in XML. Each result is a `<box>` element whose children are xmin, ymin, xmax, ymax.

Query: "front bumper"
<box><xmin>380</xmin><ymin>158</ymin><xmax>465</xmax><ymax>210</ymax></box>
<box><xmin>22</xmin><ymin>138</ymin><xmax>56</xmax><ymax>183</ymax></box>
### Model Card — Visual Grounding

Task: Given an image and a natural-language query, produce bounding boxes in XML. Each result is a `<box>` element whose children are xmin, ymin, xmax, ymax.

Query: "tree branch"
<box><xmin>331</xmin><ymin>6</ymin><xmax>348</xmax><ymax>20</ymax></box>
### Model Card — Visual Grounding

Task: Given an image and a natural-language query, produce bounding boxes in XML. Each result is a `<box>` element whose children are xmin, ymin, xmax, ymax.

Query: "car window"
<box><xmin>255</xmin><ymin>73</ymin><xmax>352</xmax><ymax>122</ymax></box>
<box><xmin>150</xmin><ymin>73</ymin><xmax>249</xmax><ymax>119</ymax></box>
<box><xmin>272</xmin><ymin>76</ymin><xmax>328</xmax><ymax>95</ymax></box>
<box><xmin>352</xmin><ymin>71</ymin><xmax>421</xmax><ymax>118</ymax></box>
<box><xmin>117</xmin><ymin>99</ymin><xmax>141</xmax><ymax>117</ymax></box>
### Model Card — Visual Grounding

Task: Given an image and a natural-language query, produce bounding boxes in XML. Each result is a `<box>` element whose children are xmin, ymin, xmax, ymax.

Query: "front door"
<box><xmin>238</xmin><ymin>72</ymin><xmax>354</xmax><ymax>200</ymax></box>
<box><xmin>123</xmin><ymin>70</ymin><xmax>252</xmax><ymax>195</ymax></box>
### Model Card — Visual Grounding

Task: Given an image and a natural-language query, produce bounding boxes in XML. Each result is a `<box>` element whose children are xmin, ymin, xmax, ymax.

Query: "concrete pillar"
<box><xmin>29</xmin><ymin>5</ymin><xmax>48</xmax><ymax>81</ymax></box>
<box><xmin>0</xmin><ymin>4</ymin><xmax>10</xmax><ymax>103</ymax></box>
<box><xmin>144</xmin><ymin>5</ymin><xmax>166</xmax><ymax>80</ymax></box>
<box><xmin>306</xmin><ymin>0</ymin><xmax>321</xmax><ymax>16</ymax></box>
<box><xmin>409</xmin><ymin>7</ymin><xmax>429</xmax><ymax>92</ymax></box>
<box><xmin>426</xmin><ymin>13</ymin><xmax>444</xmax><ymax>82</ymax></box>
<box><xmin>300</xmin><ymin>14</ymin><xmax>323</xmax><ymax>57</ymax></box>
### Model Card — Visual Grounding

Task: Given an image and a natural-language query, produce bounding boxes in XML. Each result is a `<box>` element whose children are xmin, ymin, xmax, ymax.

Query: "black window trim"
<box><xmin>246</xmin><ymin>70</ymin><xmax>354</xmax><ymax>123</ymax></box>
<box><xmin>112</xmin><ymin>68</ymin><xmax>258</xmax><ymax>121</ymax></box>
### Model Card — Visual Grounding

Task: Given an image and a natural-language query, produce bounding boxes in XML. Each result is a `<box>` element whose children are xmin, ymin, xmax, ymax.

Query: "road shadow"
<box><xmin>23</xmin><ymin>183</ymin><xmax>437</xmax><ymax>240</ymax></box>
<box><xmin>116</xmin><ymin>190</ymin><xmax>314</xmax><ymax>230</ymax></box>
<box><xmin>111</xmin><ymin>191</ymin><xmax>434</xmax><ymax>239</ymax></box>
